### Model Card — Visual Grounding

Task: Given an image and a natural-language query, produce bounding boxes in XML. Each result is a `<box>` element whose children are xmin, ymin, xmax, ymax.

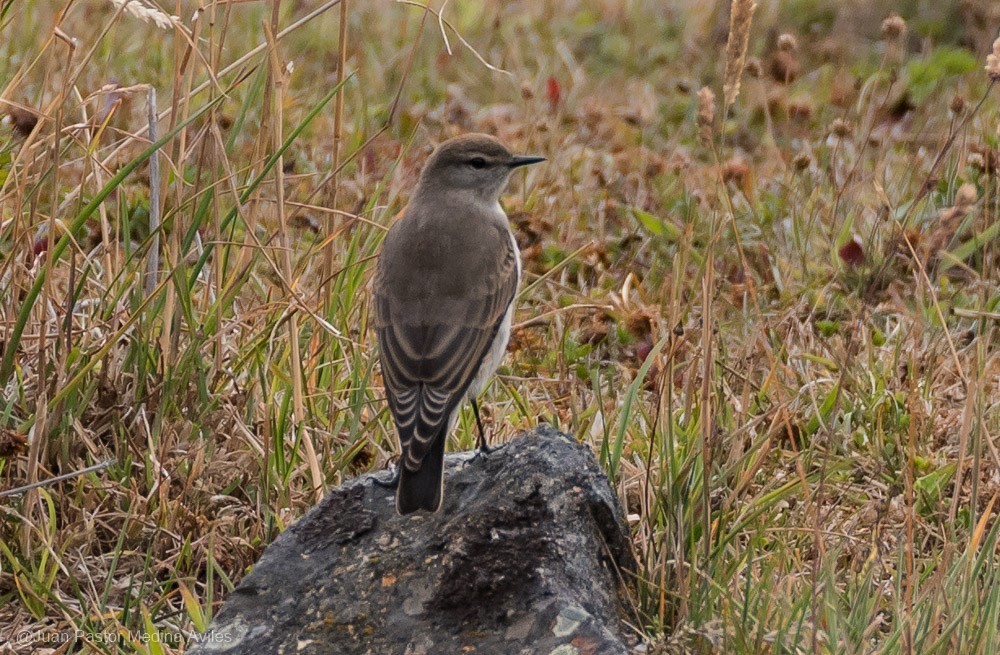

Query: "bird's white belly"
<box><xmin>467</xmin><ymin>303</ymin><xmax>513</xmax><ymax>400</ymax></box>
<box><xmin>466</xmin><ymin>229</ymin><xmax>520</xmax><ymax>400</ymax></box>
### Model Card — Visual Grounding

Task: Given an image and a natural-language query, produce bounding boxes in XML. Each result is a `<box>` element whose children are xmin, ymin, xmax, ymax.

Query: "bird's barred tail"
<box><xmin>396</xmin><ymin>426</ymin><xmax>447</xmax><ymax>514</ymax></box>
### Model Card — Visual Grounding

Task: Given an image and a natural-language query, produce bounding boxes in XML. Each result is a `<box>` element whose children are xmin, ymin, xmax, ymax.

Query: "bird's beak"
<box><xmin>508</xmin><ymin>155</ymin><xmax>546</xmax><ymax>168</ymax></box>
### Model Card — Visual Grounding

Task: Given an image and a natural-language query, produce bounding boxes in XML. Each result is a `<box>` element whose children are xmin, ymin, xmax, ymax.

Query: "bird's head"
<box><xmin>417</xmin><ymin>133</ymin><xmax>545</xmax><ymax>203</ymax></box>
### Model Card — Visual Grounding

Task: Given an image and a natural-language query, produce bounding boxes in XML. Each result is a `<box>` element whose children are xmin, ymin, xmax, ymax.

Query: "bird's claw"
<box><xmin>371</xmin><ymin>467</ymin><xmax>400</xmax><ymax>490</ymax></box>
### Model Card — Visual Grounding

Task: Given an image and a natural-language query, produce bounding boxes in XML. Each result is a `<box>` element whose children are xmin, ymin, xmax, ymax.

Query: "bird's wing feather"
<box><xmin>375</xmin><ymin>223</ymin><xmax>518</xmax><ymax>471</ymax></box>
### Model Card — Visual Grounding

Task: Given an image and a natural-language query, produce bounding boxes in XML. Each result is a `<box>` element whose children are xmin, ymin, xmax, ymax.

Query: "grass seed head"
<box><xmin>723</xmin><ymin>0</ymin><xmax>758</xmax><ymax>106</ymax></box>
<box><xmin>987</xmin><ymin>37</ymin><xmax>1000</xmax><ymax>80</ymax></box>
<box><xmin>776</xmin><ymin>33</ymin><xmax>798</xmax><ymax>53</ymax></box>
<box><xmin>949</xmin><ymin>94</ymin><xmax>967</xmax><ymax>115</ymax></box>
<box><xmin>697</xmin><ymin>86</ymin><xmax>716</xmax><ymax>145</ymax></box>
<box><xmin>830</xmin><ymin>117</ymin><xmax>852</xmax><ymax>138</ymax></box>
<box><xmin>792</xmin><ymin>151</ymin><xmax>812</xmax><ymax>171</ymax></box>
<box><xmin>769</xmin><ymin>50</ymin><xmax>799</xmax><ymax>84</ymax></box>
<box><xmin>108</xmin><ymin>0</ymin><xmax>176</xmax><ymax>30</ymax></box>
<box><xmin>881</xmin><ymin>15</ymin><xmax>907</xmax><ymax>42</ymax></box>
<box><xmin>7</xmin><ymin>106</ymin><xmax>39</xmax><ymax>137</ymax></box>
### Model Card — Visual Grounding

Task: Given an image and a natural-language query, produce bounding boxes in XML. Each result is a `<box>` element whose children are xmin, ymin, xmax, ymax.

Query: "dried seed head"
<box><xmin>937</xmin><ymin>182</ymin><xmax>979</xmax><ymax>226</ymax></box>
<box><xmin>968</xmin><ymin>152</ymin><xmax>986</xmax><ymax>170</ymax></box>
<box><xmin>696</xmin><ymin>86</ymin><xmax>716</xmax><ymax>145</ymax></box>
<box><xmin>792</xmin><ymin>151</ymin><xmax>812</xmax><ymax>171</ymax></box>
<box><xmin>830</xmin><ymin>118</ymin><xmax>852</xmax><ymax>138</ymax></box>
<box><xmin>723</xmin><ymin>0</ymin><xmax>759</xmax><ymax>106</ymax></box>
<box><xmin>954</xmin><ymin>182</ymin><xmax>978</xmax><ymax>208</ymax></box>
<box><xmin>0</xmin><ymin>428</ymin><xmax>28</xmax><ymax>458</ymax></box>
<box><xmin>292</xmin><ymin>214</ymin><xmax>322</xmax><ymax>234</ymax></box>
<box><xmin>987</xmin><ymin>37</ymin><xmax>1000</xmax><ymax>81</ymax></box>
<box><xmin>746</xmin><ymin>57</ymin><xmax>762</xmax><ymax>78</ymax></box>
<box><xmin>949</xmin><ymin>94</ymin><xmax>966</xmax><ymax>115</ymax></box>
<box><xmin>776</xmin><ymin>33</ymin><xmax>798</xmax><ymax>53</ymax></box>
<box><xmin>109</xmin><ymin>0</ymin><xmax>177</xmax><ymax>30</ymax></box>
<box><xmin>830</xmin><ymin>71</ymin><xmax>856</xmax><ymax>107</ymax></box>
<box><xmin>881</xmin><ymin>15</ymin><xmax>907</xmax><ymax>41</ymax></box>
<box><xmin>788</xmin><ymin>98</ymin><xmax>814</xmax><ymax>122</ymax></box>
<box><xmin>721</xmin><ymin>157</ymin><xmax>751</xmax><ymax>187</ymax></box>
<box><xmin>7</xmin><ymin>106</ymin><xmax>38</xmax><ymax>138</ymax></box>
<box><xmin>769</xmin><ymin>50</ymin><xmax>799</xmax><ymax>84</ymax></box>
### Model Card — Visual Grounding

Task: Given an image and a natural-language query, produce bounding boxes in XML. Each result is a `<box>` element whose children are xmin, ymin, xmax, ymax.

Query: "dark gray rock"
<box><xmin>188</xmin><ymin>425</ymin><xmax>639</xmax><ymax>655</ymax></box>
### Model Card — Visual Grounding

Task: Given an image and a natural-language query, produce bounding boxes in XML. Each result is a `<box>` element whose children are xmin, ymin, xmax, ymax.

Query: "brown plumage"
<box><xmin>373</xmin><ymin>134</ymin><xmax>544</xmax><ymax>514</ymax></box>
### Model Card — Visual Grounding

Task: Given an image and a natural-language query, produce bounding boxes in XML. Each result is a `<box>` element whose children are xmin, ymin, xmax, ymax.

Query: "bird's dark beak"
<box><xmin>508</xmin><ymin>155</ymin><xmax>546</xmax><ymax>168</ymax></box>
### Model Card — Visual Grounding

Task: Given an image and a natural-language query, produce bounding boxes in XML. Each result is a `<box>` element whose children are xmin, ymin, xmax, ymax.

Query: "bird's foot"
<box><xmin>471</xmin><ymin>439</ymin><xmax>507</xmax><ymax>463</ymax></box>
<box><xmin>371</xmin><ymin>466</ymin><xmax>400</xmax><ymax>490</ymax></box>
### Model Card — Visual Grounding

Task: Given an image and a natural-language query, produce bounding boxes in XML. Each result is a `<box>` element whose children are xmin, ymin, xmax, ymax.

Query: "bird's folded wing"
<box><xmin>375</xmin><ymin>237</ymin><xmax>519</xmax><ymax>471</ymax></box>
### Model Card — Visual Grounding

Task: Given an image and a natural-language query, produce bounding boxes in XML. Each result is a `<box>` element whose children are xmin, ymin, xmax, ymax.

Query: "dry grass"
<box><xmin>723</xmin><ymin>0</ymin><xmax>758</xmax><ymax>107</ymax></box>
<box><xmin>1</xmin><ymin>1</ymin><xmax>999</xmax><ymax>653</ymax></box>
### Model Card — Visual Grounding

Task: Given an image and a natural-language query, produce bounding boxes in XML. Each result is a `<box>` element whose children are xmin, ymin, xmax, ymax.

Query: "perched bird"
<box><xmin>373</xmin><ymin>133</ymin><xmax>544</xmax><ymax>514</ymax></box>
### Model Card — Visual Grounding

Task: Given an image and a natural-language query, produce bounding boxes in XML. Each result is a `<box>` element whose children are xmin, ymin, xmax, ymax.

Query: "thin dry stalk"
<box><xmin>722</xmin><ymin>0</ymin><xmax>757</xmax><ymax>107</ymax></box>
<box><xmin>395</xmin><ymin>0</ymin><xmax>510</xmax><ymax>75</ymax></box>
<box><xmin>265</xmin><ymin>18</ymin><xmax>324</xmax><ymax>499</ymax></box>
<box><xmin>324</xmin><ymin>0</ymin><xmax>350</xmax><ymax>419</ymax></box>
<box><xmin>898</xmin><ymin>230</ymin><xmax>1000</xmax><ymax>471</ymax></box>
<box><xmin>700</xmin><ymin>222</ymin><xmax>715</xmax><ymax>566</ymax></box>
<box><xmin>288</xmin><ymin>5</ymin><xmax>427</xmax><ymax>235</ymax></box>
<box><xmin>948</xmin><ymin>375</ymin><xmax>977</xmax><ymax>538</ymax></box>
<box><xmin>208</xmin><ymin>0</ymin><xmax>227</xmax><ymax>377</ymax></box>
<box><xmin>186</xmin><ymin>7</ymin><xmax>210</xmax><ymax>280</ymax></box>
<box><xmin>44</xmin><ymin>0</ymin><xmax>344</xmax><ymax>218</ymax></box>
<box><xmin>145</xmin><ymin>86</ymin><xmax>161</xmax><ymax>298</ymax></box>
<box><xmin>25</xmin><ymin>27</ymin><xmax>78</xmax><ymax>553</ymax></box>
<box><xmin>81</xmin><ymin>84</ymin><xmax>118</xmax><ymax>288</ymax></box>
<box><xmin>903</xmin><ymin>352</ymin><xmax>918</xmax><ymax>655</ymax></box>
<box><xmin>0</xmin><ymin>459</ymin><xmax>115</xmax><ymax>498</ymax></box>
<box><xmin>157</xmin><ymin>0</ymin><xmax>191</xmax><ymax>384</ymax></box>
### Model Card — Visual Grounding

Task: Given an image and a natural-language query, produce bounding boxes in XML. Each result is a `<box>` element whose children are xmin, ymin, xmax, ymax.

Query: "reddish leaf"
<box><xmin>546</xmin><ymin>76</ymin><xmax>562</xmax><ymax>112</ymax></box>
<box><xmin>635</xmin><ymin>338</ymin><xmax>653</xmax><ymax>363</ymax></box>
<box><xmin>32</xmin><ymin>230</ymin><xmax>49</xmax><ymax>258</ymax></box>
<box><xmin>839</xmin><ymin>234</ymin><xmax>865</xmax><ymax>267</ymax></box>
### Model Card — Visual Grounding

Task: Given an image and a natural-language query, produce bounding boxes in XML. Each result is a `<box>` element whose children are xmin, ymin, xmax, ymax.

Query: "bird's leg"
<box><xmin>371</xmin><ymin>465</ymin><xmax>400</xmax><ymax>490</ymax></box>
<box><xmin>471</xmin><ymin>399</ymin><xmax>500</xmax><ymax>456</ymax></box>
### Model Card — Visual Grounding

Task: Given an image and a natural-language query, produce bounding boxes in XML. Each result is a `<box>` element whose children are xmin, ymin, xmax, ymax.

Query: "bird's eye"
<box><xmin>469</xmin><ymin>157</ymin><xmax>487</xmax><ymax>169</ymax></box>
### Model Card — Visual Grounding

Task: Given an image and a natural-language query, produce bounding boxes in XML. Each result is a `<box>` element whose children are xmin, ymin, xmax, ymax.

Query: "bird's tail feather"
<box><xmin>396</xmin><ymin>428</ymin><xmax>446</xmax><ymax>514</ymax></box>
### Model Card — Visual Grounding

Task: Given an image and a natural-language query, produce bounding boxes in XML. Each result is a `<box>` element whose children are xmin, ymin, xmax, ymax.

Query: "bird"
<box><xmin>373</xmin><ymin>133</ymin><xmax>545</xmax><ymax>514</ymax></box>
